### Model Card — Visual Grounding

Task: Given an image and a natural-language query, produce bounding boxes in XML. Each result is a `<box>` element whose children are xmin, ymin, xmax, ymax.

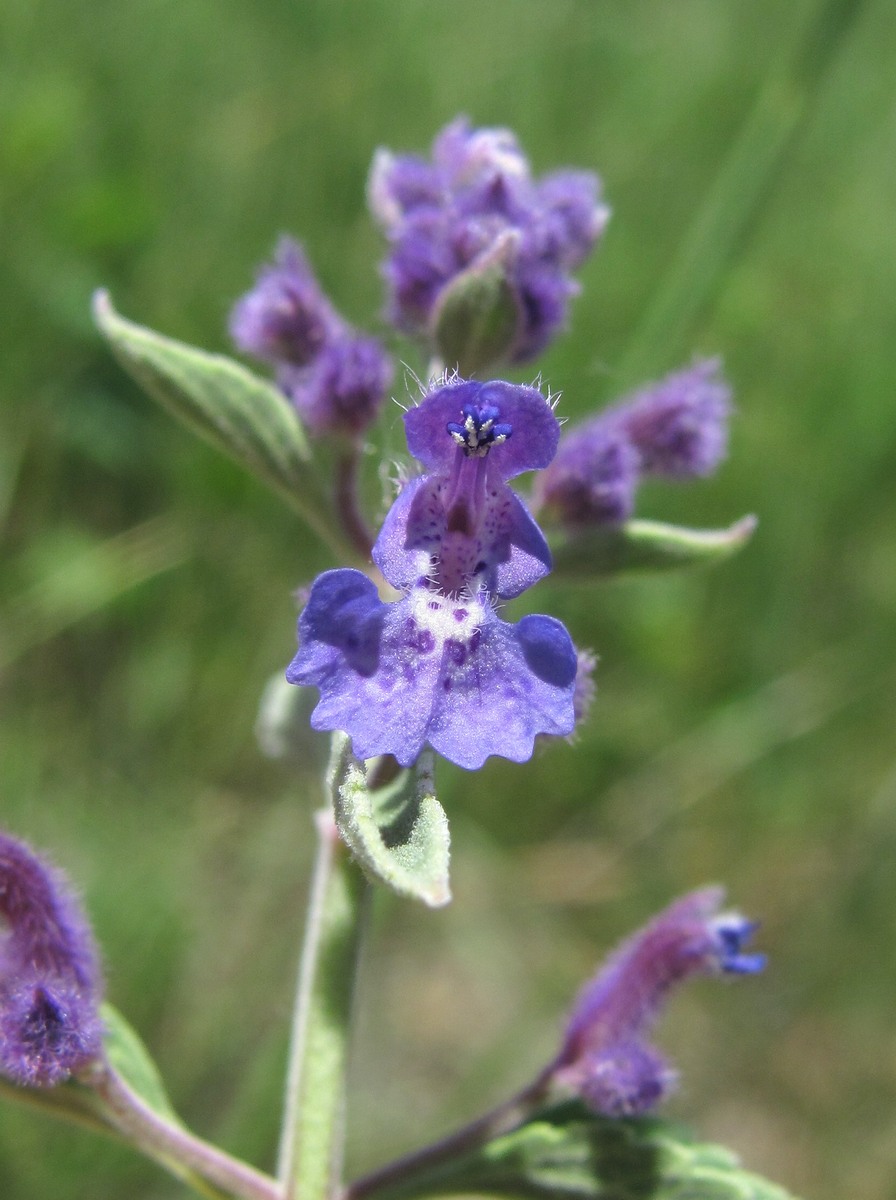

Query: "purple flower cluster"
<box><xmin>0</xmin><ymin>832</ymin><xmax>103</xmax><ymax>1087</ymax></box>
<box><xmin>230</xmin><ymin>237</ymin><xmax>393</xmax><ymax>436</ymax></box>
<box><xmin>536</xmin><ymin>360</ymin><xmax>731</xmax><ymax>526</ymax></box>
<box><xmin>369</xmin><ymin>117</ymin><xmax>609</xmax><ymax>363</ymax></box>
<box><xmin>288</xmin><ymin>377</ymin><xmax>584</xmax><ymax>769</ymax></box>
<box><xmin>551</xmin><ymin>888</ymin><xmax>764</xmax><ymax>1117</ymax></box>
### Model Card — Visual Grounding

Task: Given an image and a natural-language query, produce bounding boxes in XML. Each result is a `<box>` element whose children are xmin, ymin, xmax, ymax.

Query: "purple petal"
<box><xmin>550</xmin><ymin>888</ymin><xmax>763</xmax><ymax>1118</ymax></box>
<box><xmin>0</xmin><ymin>832</ymin><xmax>104</xmax><ymax>1087</ymax></box>
<box><xmin>405</xmin><ymin>379</ymin><xmax>560</xmax><ymax>478</ymax></box>
<box><xmin>281</xmin><ymin>334</ymin><xmax>392</xmax><ymax>436</ymax></box>
<box><xmin>560</xmin><ymin>888</ymin><xmax>760</xmax><ymax>1062</ymax></box>
<box><xmin>288</xmin><ymin>577</ymin><xmax>577</xmax><ymax>769</ymax></box>
<box><xmin>368</xmin><ymin>149</ymin><xmax>444</xmax><ymax>231</ymax></box>
<box><xmin>373</xmin><ymin>474</ymin><xmax>551</xmax><ymax>599</ymax></box>
<box><xmin>565</xmin><ymin>1041</ymin><xmax>675</xmax><ymax>1119</ymax></box>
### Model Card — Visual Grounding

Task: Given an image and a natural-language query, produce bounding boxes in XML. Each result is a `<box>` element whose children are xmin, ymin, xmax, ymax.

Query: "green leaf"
<box><xmin>550</xmin><ymin>515</ymin><xmax>757</xmax><ymax>580</ymax></box>
<box><xmin>431</xmin><ymin>231</ymin><xmax>521</xmax><ymax>377</ymax></box>
<box><xmin>330</xmin><ymin>735</ymin><xmax>451</xmax><ymax>907</ymax></box>
<box><xmin>92</xmin><ymin>291</ymin><xmax>345</xmax><ymax>552</ymax></box>
<box><xmin>99</xmin><ymin>1003</ymin><xmax>180</xmax><ymax>1123</ymax></box>
<box><xmin>355</xmin><ymin>1102</ymin><xmax>798</xmax><ymax>1200</ymax></box>
<box><xmin>0</xmin><ymin>1007</ymin><xmax>230</xmax><ymax>1200</ymax></box>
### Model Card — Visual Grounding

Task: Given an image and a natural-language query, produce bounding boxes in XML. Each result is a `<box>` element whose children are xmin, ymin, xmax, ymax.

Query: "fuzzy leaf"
<box><xmin>432</xmin><ymin>232</ymin><xmax>521</xmax><ymax>377</ymax></box>
<box><xmin>92</xmin><ymin>292</ymin><xmax>342</xmax><ymax>549</ymax></box>
<box><xmin>99</xmin><ymin>1003</ymin><xmax>180</xmax><ymax>1123</ymax></box>
<box><xmin>330</xmin><ymin>735</ymin><xmax>451</xmax><ymax>907</ymax></box>
<box><xmin>551</xmin><ymin>515</ymin><xmax>757</xmax><ymax>580</ymax></box>
<box><xmin>354</xmin><ymin>1101</ymin><xmax>797</xmax><ymax>1200</ymax></box>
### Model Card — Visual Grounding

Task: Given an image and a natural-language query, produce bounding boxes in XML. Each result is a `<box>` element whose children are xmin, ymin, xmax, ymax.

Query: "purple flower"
<box><xmin>551</xmin><ymin>888</ymin><xmax>764</xmax><ymax>1117</ymax></box>
<box><xmin>287</xmin><ymin>378</ymin><xmax>579</xmax><ymax>769</ymax></box>
<box><xmin>229</xmin><ymin>237</ymin><xmax>341</xmax><ymax>367</ymax></box>
<box><xmin>535</xmin><ymin>359</ymin><xmax>732</xmax><ymax>527</ymax></box>
<box><xmin>616</xmin><ymin>359</ymin><xmax>731</xmax><ymax>478</ymax></box>
<box><xmin>534</xmin><ymin>419</ymin><xmax>640</xmax><ymax>527</ymax></box>
<box><xmin>230</xmin><ymin>237</ymin><xmax>392</xmax><ymax>436</ymax></box>
<box><xmin>0</xmin><ymin>832</ymin><xmax>103</xmax><ymax>1087</ymax></box>
<box><xmin>369</xmin><ymin>117</ymin><xmax>609</xmax><ymax>365</ymax></box>
<box><xmin>279</xmin><ymin>334</ymin><xmax>394</xmax><ymax>437</ymax></box>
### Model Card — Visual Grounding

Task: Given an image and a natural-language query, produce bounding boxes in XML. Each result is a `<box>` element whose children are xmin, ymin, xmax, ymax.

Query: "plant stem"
<box><xmin>84</xmin><ymin>1060</ymin><xmax>279</xmax><ymax>1200</ymax></box>
<box><xmin>334</xmin><ymin>446</ymin><xmax>375</xmax><ymax>560</ymax></box>
<box><xmin>344</xmin><ymin>1068</ymin><xmax>555</xmax><ymax>1200</ymax></box>
<box><xmin>278</xmin><ymin>764</ymin><xmax>370</xmax><ymax>1200</ymax></box>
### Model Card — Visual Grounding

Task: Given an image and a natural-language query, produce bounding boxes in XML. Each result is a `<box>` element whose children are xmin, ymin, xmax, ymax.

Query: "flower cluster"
<box><xmin>0</xmin><ymin>832</ymin><xmax>103</xmax><ymax>1087</ymax></box>
<box><xmin>230</xmin><ymin>237</ymin><xmax>393</xmax><ymax>436</ymax></box>
<box><xmin>369</xmin><ymin>117</ymin><xmax>609</xmax><ymax>364</ymax></box>
<box><xmin>550</xmin><ymin>888</ymin><xmax>764</xmax><ymax>1116</ymax></box>
<box><xmin>223</xmin><ymin>119</ymin><xmax>741</xmax><ymax>774</ymax></box>
<box><xmin>287</xmin><ymin>377</ymin><xmax>582</xmax><ymax>769</ymax></box>
<box><xmin>536</xmin><ymin>359</ymin><xmax>732</xmax><ymax>527</ymax></box>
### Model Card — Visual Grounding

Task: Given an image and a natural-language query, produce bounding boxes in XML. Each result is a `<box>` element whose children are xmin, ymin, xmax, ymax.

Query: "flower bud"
<box><xmin>0</xmin><ymin>832</ymin><xmax>103</xmax><ymax>1087</ymax></box>
<box><xmin>552</xmin><ymin>888</ymin><xmax>764</xmax><ymax>1117</ymax></box>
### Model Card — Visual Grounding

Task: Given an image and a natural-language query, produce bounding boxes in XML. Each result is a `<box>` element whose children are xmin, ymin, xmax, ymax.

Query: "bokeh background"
<box><xmin>2</xmin><ymin>0</ymin><xmax>895</xmax><ymax>1196</ymax></box>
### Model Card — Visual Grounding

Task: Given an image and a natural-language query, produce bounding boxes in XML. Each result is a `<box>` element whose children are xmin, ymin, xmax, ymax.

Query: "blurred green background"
<box><xmin>2</xmin><ymin>0</ymin><xmax>895</xmax><ymax>1196</ymax></box>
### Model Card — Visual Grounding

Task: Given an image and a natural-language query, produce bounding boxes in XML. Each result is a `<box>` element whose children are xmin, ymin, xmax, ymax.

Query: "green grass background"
<box><xmin>2</xmin><ymin>0</ymin><xmax>895</xmax><ymax>1196</ymax></box>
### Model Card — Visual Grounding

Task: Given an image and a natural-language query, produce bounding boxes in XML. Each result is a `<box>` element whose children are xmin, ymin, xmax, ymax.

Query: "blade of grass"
<box><xmin>618</xmin><ymin>0</ymin><xmax>866</xmax><ymax>383</ymax></box>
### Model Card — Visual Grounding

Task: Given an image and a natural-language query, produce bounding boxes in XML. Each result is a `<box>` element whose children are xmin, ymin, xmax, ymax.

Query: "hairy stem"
<box><xmin>335</xmin><ymin>446</ymin><xmax>375</xmax><ymax>560</ymax></box>
<box><xmin>278</xmin><ymin>755</ymin><xmax>370</xmax><ymax>1200</ymax></box>
<box><xmin>344</xmin><ymin>1068</ymin><xmax>555</xmax><ymax>1200</ymax></box>
<box><xmin>84</xmin><ymin>1060</ymin><xmax>279</xmax><ymax>1200</ymax></box>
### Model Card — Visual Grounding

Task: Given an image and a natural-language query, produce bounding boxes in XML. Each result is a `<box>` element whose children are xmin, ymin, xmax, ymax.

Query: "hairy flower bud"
<box><xmin>0</xmin><ymin>832</ymin><xmax>103</xmax><ymax>1087</ymax></box>
<box><xmin>369</xmin><ymin>117</ymin><xmax>609</xmax><ymax>368</ymax></box>
<box><xmin>551</xmin><ymin>888</ymin><xmax>764</xmax><ymax>1117</ymax></box>
<box><xmin>536</xmin><ymin>360</ymin><xmax>732</xmax><ymax>528</ymax></box>
<box><xmin>230</xmin><ymin>237</ymin><xmax>392</xmax><ymax>436</ymax></box>
<box><xmin>617</xmin><ymin>359</ymin><xmax>731</xmax><ymax>478</ymax></box>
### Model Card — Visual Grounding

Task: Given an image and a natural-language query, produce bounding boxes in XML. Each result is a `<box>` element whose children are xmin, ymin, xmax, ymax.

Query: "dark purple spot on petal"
<box><xmin>445</xmin><ymin>639</ymin><xmax>467</xmax><ymax>666</ymax></box>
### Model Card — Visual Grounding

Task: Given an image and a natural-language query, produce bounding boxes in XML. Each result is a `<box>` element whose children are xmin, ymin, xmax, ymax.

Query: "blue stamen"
<box><xmin>447</xmin><ymin>402</ymin><xmax>513</xmax><ymax>457</ymax></box>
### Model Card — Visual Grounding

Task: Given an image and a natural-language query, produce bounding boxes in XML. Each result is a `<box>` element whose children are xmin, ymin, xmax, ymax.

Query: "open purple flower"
<box><xmin>551</xmin><ymin>888</ymin><xmax>765</xmax><ymax>1117</ymax></box>
<box><xmin>1</xmin><ymin>832</ymin><xmax>104</xmax><ymax>1087</ymax></box>
<box><xmin>287</xmin><ymin>378</ymin><xmax>579</xmax><ymax>769</ymax></box>
<box><xmin>369</xmin><ymin>117</ymin><xmax>609</xmax><ymax>364</ymax></box>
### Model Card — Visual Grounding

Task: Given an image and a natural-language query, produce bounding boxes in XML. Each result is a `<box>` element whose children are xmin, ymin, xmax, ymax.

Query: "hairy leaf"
<box><xmin>92</xmin><ymin>292</ymin><xmax>344</xmax><ymax>551</ymax></box>
<box><xmin>353</xmin><ymin>1101</ymin><xmax>797</xmax><ymax>1200</ymax></box>
<box><xmin>551</xmin><ymin>515</ymin><xmax>757</xmax><ymax>580</ymax></box>
<box><xmin>330</xmin><ymin>735</ymin><xmax>451</xmax><ymax>907</ymax></box>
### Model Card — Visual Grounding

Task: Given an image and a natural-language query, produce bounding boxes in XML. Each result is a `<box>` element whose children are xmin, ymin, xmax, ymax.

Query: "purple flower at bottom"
<box><xmin>287</xmin><ymin>570</ymin><xmax>577</xmax><ymax>769</ymax></box>
<box><xmin>287</xmin><ymin>377</ymin><xmax>580</xmax><ymax>769</ymax></box>
<box><xmin>0</xmin><ymin>833</ymin><xmax>103</xmax><ymax>1087</ymax></box>
<box><xmin>552</xmin><ymin>888</ymin><xmax>764</xmax><ymax>1117</ymax></box>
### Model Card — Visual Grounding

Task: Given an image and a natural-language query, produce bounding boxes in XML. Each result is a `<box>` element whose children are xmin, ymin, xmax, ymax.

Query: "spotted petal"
<box><xmin>287</xmin><ymin>571</ymin><xmax>577</xmax><ymax>769</ymax></box>
<box><xmin>373</xmin><ymin>474</ymin><xmax>552</xmax><ymax>599</ymax></box>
